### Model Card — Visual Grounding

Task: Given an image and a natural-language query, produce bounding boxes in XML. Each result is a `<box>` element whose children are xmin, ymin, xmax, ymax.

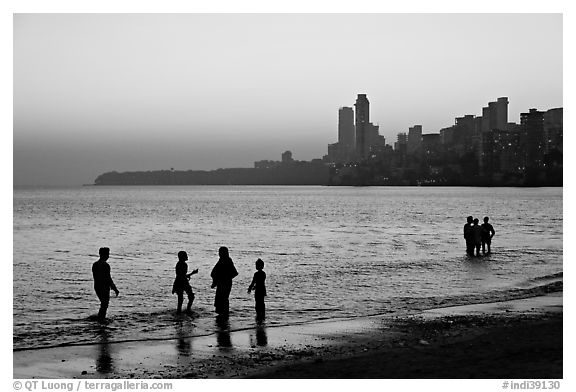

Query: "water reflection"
<box><xmin>215</xmin><ymin>314</ymin><xmax>232</xmax><ymax>349</ymax></box>
<box><xmin>95</xmin><ymin>326</ymin><xmax>114</xmax><ymax>374</ymax></box>
<box><xmin>250</xmin><ymin>320</ymin><xmax>268</xmax><ymax>347</ymax></box>
<box><xmin>174</xmin><ymin>317</ymin><xmax>193</xmax><ymax>357</ymax></box>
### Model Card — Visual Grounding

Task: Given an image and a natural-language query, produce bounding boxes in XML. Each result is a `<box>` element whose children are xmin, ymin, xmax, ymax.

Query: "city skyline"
<box><xmin>13</xmin><ymin>13</ymin><xmax>562</xmax><ymax>186</ymax></box>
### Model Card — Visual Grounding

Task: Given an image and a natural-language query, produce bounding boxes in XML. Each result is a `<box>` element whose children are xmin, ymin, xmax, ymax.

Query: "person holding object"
<box><xmin>92</xmin><ymin>247</ymin><xmax>119</xmax><ymax>321</ymax></box>
<box><xmin>172</xmin><ymin>250</ymin><xmax>198</xmax><ymax>314</ymax></box>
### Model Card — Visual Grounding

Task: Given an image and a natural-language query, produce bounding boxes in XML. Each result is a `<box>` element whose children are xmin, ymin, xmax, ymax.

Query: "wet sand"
<box><xmin>13</xmin><ymin>293</ymin><xmax>562</xmax><ymax>379</ymax></box>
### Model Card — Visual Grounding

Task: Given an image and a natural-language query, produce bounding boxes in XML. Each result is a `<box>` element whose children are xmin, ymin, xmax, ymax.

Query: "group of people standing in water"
<box><xmin>91</xmin><ymin>218</ymin><xmax>496</xmax><ymax>321</ymax></box>
<box><xmin>463</xmin><ymin>216</ymin><xmax>496</xmax><ymax>257</ymax></box>
<box><xmin>91</xmin><ymin>246</ymin><xmax>267</xmax><ymax>322</ymax></box>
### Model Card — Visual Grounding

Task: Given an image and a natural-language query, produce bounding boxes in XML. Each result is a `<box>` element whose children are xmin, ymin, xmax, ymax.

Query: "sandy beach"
<box><xmin>13</xmin><ymin>292</ymin><xmax>562</xmax><ymax>379</ymax></box>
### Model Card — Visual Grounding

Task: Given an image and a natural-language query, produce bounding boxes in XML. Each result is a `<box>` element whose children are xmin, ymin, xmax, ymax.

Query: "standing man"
<box><xmin>472</xmin><ymin>218</ymin><xmax>483</xmax><ymax>257</ymax></box>
<box><xmin>481</xmin><ymin>216</ymin><xmax>496</xmax><ymax>254</ymax></box>
<box><xmin>463</xmin><ymin>216</ymin><xmax>474</xmax><ymax>256</ymax></box>
<box><xmin>92</xmin><ymin>247</ymin><xmax>119</xmax><ymax>321</ymax></box>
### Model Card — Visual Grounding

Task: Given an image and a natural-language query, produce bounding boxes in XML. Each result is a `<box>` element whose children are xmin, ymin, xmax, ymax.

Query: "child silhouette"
<box><xmin>248</xmin><ymin>258</ymin><xmax>267</xmax><ymax>320</ymax></box>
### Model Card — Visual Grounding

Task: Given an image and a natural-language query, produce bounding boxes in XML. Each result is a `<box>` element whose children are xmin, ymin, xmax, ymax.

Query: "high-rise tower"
<box><xmin>338</xmin><ymin>107</ymin><xmax>355</xmax><ymax>149</ymax></box>
<box><xmin>521</xmin><ymin>108</ymin><xmax>545</xmax><ymax>169</ymax></box>
<box><xmin>408</xmin><ymin>125</ymin><xmax>422</xmax><ymax>155</ymax></box>
<box><xmin>494</xmin><ymin>97</ymin><xmax>509</xmax><ymax>130</ymax></box>
<box><xmin>355</xmin><ymin>94</ymin><xmax>370</xmax><ymax>159</ymax></box>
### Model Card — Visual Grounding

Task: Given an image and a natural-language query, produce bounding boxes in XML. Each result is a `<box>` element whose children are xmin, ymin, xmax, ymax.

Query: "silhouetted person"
<box><xmin>172</xmin><ymin>251</ymin><xmax>198</xmax><ymax>314</ymax></box>
<box><xmin>248</xmin><ymin>258</ymin><xmax>267</xmax><ymax>320</ymax></box>
<box><xmin>210</xmin><ymin>246</ymin><xmax>238</xmax><ymax>315</ymax></box>
<box><xmin>472</xmin><ymin>218</ymin><xmax>483</xmax><ymax>257</ymax></box>
<box><xmin>92</xmin><ymin>247</ymin><xmax>119</xmax><ymax>321</ymax></box>
<box><xmin>463</xmin><ymin>216</ymin><xmax>474</xmax><ymax>256</ymax></box>
<box><xmin>481</xmin><ymin>216</ymin><xmax>496</xmax><ymax>254</ymax></box>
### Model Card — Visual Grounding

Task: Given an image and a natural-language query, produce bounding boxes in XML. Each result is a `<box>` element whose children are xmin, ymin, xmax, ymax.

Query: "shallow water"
<box><xmin>13</xmin><ymin>186</ymin><xmax>562</xmax><ymax>350</ymax></box>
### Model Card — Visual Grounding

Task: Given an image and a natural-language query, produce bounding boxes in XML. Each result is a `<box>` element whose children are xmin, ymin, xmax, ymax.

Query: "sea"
<box><xmin>13</xmin><ymin>186</ymin><xmax>563</xmax><ymax>351</ymax></box>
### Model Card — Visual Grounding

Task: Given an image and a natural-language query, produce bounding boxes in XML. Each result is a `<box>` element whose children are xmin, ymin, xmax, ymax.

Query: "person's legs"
<box><xmin>185</xmin><ymin>287</ymin><xmax>195</xmax><ymax>312</ymax></box>
<box><xmin>216</xmin><ymin>281</ymin><xmax>232</xmax><ymax>315</ymax></box>
<box><xmin>255</xmin><ymin>296</ymin><xmax>265</xmax><ymax>319</ymax></box>
<box><xmin>466</xmin><ymin>240</ymin><xmax>474</xmax><ymax>256</ymax></box>
<box><xmin>177</xmin><ymin>292</ymin><xmax>184</xmax><ymax>313</ymax></box>
<box><xmin>214</xmin><ymin>286</ymin><xmax>222</xmax><ymax>314</ymax></box>
<box><xmin>222</xmin><ymin>283</ymin><xmax>231</xmax><ymax>314</ymax></box>
<box><xmin>96</xmin><ymin>289</ymin><xmax>110</xmax><ymax>320</ymax></box>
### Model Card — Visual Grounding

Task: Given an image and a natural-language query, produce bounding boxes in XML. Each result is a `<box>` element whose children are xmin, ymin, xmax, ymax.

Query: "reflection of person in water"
<box><xmin>248</xmin><ymin>258</ymin><xmax>267</xmax><ymax>320</ymax></box>
<box><xmin>210</xmin><ymin>247</ymin><xmax>238</xmax><ymax>315</ymax></box>
<box><xmin>92</xmin><ymin>247</ymin><xmax>119</xmax><ymax>321</ymax></box>
<box><xmin>172</xmin><ymin>251</ymin><xmax>198</xmax><ymax>314</ymax></box>
<box><xmin>174</xmin><ymin>320</ymin><xmax>192</xmax><ymax>356</ymax></box>
<box><xmin>95</xmin><ymin>326</ymin><xmax>114</xmax><ymax>374</ymax></box>
<box><xmin>215</xmin><ymin>315</ymin><xmax>232</xmax><ymax>348</ymax></box>
<box><xmin>256</xmin><ymin>323</ymin><xmax>268</xmax><ymax>347</ymax></box>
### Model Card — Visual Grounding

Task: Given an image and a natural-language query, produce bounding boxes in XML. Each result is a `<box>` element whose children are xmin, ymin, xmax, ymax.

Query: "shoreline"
<box><xmin>13</xmin><ymin>292</ymin><xmax>562</xmax><ymax>379</ymax></box>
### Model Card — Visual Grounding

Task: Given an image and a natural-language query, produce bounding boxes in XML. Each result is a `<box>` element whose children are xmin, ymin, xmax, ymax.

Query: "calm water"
<box><xmin>13</xmin><ymin>186</ymin><xmax>563</xmax><ymax>350</ymax></box>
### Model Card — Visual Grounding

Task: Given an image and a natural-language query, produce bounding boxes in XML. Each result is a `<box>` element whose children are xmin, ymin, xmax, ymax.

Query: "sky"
<box><xmin>13</xmin><ymin>13</ymin><xmax>563</xmax><ymax>186</ymax></box>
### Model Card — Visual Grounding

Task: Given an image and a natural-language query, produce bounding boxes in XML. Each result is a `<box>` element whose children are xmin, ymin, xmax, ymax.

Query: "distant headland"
<box><xmin>94</xmin><ymin>94</ymin><xmax>562</xmax><ymax>187</ymax></box>
<box><xmin>94</xmin><ymin>159</ymin><xmax>330</xmax><ymax>186</ymax></box>
<box><xmin>93</xmin><ymin>151</ymin><xmax>561</xmax><ymax>187</ymax></box>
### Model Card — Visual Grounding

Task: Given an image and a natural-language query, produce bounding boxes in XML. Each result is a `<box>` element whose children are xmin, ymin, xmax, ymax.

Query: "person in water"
<box><xmin>472</xmin><ymin>218</ymin><xmax>483</xmax><ymax>256</ymax></box>
<box><xmin>247</xmin><ymin>258</ymin><xmax>267</xmax><ymax>320</ymax></box>
<box><xmin>463</xmin><ymin>216</ymin><xmax>474</xmax><ymax>256</ymax></box>
<box><xmin>481</xmin><ymin>216</ymin><xmax>496</xmax><ymax>254</ymax></box>
<box><xmin>92</xmin><ymin>247</ymin><xmax>119</xmax><ymax>321</ymax></box>
<box><xmin>210</xmin><ymin>246</ymin><xmax>238</xmax><ymax>316</ymax></box>
<box><xmin>172</xmin><ymin>251</ymin><xmax>198</xmax><ymax>313</ymax></box>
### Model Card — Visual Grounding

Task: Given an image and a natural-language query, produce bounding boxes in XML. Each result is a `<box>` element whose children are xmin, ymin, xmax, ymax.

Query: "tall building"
<box><xmin>455</xmin><ymin>114</ymin><xmax>478</xmax><ymax>154</ymax></box>
<box><xmin>327</xmin><ymin>106</ymin><xmax>356</xmax><ymax>164</ymax></box>
<box><xmin>481</xmin><ymin>106</ymin><xmax>490</xmax><ymax>133</ymax></box>
<box><xmin>422</xmin><ymin>134</ymin><xmax>441</xmax><ymax>156</ymax></box>
<box><xmin>521</xmin><ymin>109</ymin><xmax>545</xmax><ymax>169</ymax></box>
<box><xmin>338</xmin><ymin>107</ymin><xmax>355</xmax><ymax>149</ymax></box>
<box><xmin>494</xmin><ymin>97</ymin><xmax>509</xmax><ymax>130</ymax></box>
<box><xmin>395</xmin><ymin>132</ymin><xmax>407</xmax><ymax>153</ymax></box>
<box><xmin>355</xmin><ymin>94</ymin><xmax>370</xmax><ymax>159</ymax></box>
<box><xmin>482</xmin><ymin>97</ymin><xmax>509</xmax><ymax>133</ymax></box>
<box><xmin>408</xmin><ymin>125</ymin><xmax>422</xmax><ymax>155</ymax></box>
<box><xmin>544</xmin><ymin>108</ymin><xmax>563</xmax><ymax>153</ymax></box>
<box><xmin>439</xmin><ymin>126</ymin><xmax>455</xmax><ymax>145</ymax></box>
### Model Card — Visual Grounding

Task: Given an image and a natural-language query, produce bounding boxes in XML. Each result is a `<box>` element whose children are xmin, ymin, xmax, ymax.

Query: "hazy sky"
<box><xmin>13</xmin><ymin>13</ymin><xmax>562</xmax><ymax>186</ymax></box>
